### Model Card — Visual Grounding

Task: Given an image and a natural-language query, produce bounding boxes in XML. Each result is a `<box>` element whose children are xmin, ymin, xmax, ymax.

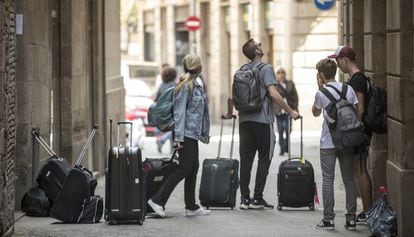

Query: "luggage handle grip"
<box><xmin>117</xmin><ymin>121</ymin><xmax>133</xmax><ymax>126</ymax></box>
<box><xmin>288</xmin><ymin>116</ymin><xmax>303</xmax><ymax>160</ymax></box>
<box><xmin>217</xmin><ymin>115</ymin><xmax>236</xmax><ymax>159</ymax></box>
<box><xmin>117</xmin><ymin>121</ymin><xmax>133</xmax><ymax>147</ymax></box>
<box><xmin>221</xmin><ymin>115</ymin><xmax>237</xmax><ymax>120</ymax></box>
<box><xmin>162</xmin><ymin>150</ymin><xmax>178</xmax><ymax>165</ymax></box>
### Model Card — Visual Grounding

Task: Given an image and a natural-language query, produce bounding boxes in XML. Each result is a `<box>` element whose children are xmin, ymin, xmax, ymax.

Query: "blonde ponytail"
<box><xmin>175</xmin><ymin>54</ymin><xmax>202</xmax><ymax>95</ymax></box>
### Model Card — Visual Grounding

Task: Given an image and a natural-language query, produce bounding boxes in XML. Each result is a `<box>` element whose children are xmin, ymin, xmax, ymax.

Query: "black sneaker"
<box><xmin>345</xmin><ymin>214</ymin><xmax>357</xmax><ymax>230</ymax></box>
<box><xmin>240</xmin><ymin>198</ymin><xmax>250</xmax><ymax>210</ymax></box>
<box><xmin>356</xmin><ymin>212</ymin><xmax>367</xmax><ymax>224</ymax></box>
<box><xmin>345</xmin><ymin>219</ymin><xmax>356</xmax><ymax>230</ymax></box>
<box><xmin>251</xmin><ymin>198</ymin><xmax>274</xmax><ymax>209</ymax></box>
<box><xmin>249</xmin><ymin>198</ymin><xmax>264</xmax><ymax>209</ymax></box>
<box><xmin>316</xmin><ymin>219</ymin><xmax>335</xmax><ymax>230</ymax></box>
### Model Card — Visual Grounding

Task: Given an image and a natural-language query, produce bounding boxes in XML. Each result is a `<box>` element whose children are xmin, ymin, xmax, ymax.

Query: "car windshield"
<box><xmin>125</xmin><ymin>80</ymin><xmax>152</xmax><ymax>97</ymax></box>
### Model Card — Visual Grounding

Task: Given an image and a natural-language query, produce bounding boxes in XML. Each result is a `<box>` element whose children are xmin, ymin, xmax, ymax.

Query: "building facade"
<box><xmin>341</xmin><ymin>0</ymin><xmax>414</xmax><ymax>236</ymax></box>
<box><xmin>0</xmin><ymin>1</ymin><xmax>124</xmax><ymax>235</ymax></box>
<box><xmin>135</xmin><ymin>0</ymin><xmax>339</xmax><ymax>126</ymax></box>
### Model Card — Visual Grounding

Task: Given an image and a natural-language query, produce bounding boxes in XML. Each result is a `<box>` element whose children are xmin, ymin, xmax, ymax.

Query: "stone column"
<box><xmin>14</xmin><ymin>0</ymin><xmax>53</xmax><ymax>209</ymax></box>
<box><xmin>364</xmin><ymin>0</ymin><xmax>388</xmax><ymax>200</ymax></box>
<box><xmin>208</xmin><ymin>0</ymin><xmax>225</xmax><ymax>122</ymax></box>
<box><xmin>0</xmin><ymin>1</ymin><xmax>16</xmax><ymax>235</ymax></box>
<box><xmin>166</xmin><ymin>3</ymin><xmax>175</xmax><ymax>65</ymax></box>
<box><xmin>154</xmin><ymin>5</ymin><xmax>162</xmax><ymax>64</ymax></box>
<box><xmin>386</xmin><ymin>0</ymin><xmax>414</xmax><ymax>235</ymax></box>
<box><xmin>349</xmin><ymin>0</ymin><xmax>365</xmax><ymax>69</ymax></box>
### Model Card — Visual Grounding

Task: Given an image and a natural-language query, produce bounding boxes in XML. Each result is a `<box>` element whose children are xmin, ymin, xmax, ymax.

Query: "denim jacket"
<box><xmin>173</xmin><ymin>80</ymin><xmax>210</xmax><ymax>144</ymax></box>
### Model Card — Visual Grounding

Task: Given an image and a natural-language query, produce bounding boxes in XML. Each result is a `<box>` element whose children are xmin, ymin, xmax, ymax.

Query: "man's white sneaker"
<box><xmin>185</xmin><ymin>207</ymin><xmax>211</xmax><ymax>217</ymax></box>
<box><xmin>148</xmin><ymin>199</ymin><xmax>166</xmax><ymax>217</ymax></box>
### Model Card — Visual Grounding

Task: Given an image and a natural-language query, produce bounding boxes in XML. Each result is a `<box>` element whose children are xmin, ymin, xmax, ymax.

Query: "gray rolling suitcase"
<box><xmin>199</xmin><ymin>115</ymin><xmax>239</xmax><ymax>209</ymax></box>
<box><xmin>105</xmin><ymin>120</ymin><xmax>145</xmax><ymax>225</ymax></box>
<box><xmin>277</xmin><ymin>117</ymin><xmax>316</xmax><ymax>210</ymax></box>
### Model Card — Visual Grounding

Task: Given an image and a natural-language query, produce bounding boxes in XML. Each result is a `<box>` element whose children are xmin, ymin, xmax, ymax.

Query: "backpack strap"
<box><xmin>321</xmin><ymin>87</ymin><xmax>337</xmax><ymax>103</ymax></box>
<box><xmin>326</xmin><ymin>84</ymin><xmax>347</xmax><ymax>99</ymax></box>
<box><xmin>256</xmin><ymin>62</ymin><xmax>267</xmax><ymax>71</ymax></box>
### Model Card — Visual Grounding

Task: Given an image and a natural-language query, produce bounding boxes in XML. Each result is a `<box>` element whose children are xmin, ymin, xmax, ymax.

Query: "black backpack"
<box><xmin>232</xmin><ymin>63</ymin><xmax>267</xmax><ymax>114</ymax></box>
<box><xmin>21</xmin><ymin>187</ymin><xmax>51</xmax><ymax>217</ymax></box>
<box><xmin>321</xmin><ymin>84</ymin><xmax>365</xmax><ymax>151</ymax></box>
<box><xmin>364</xmin><ymin>77</ymin><xmax>387</xmax><ymax>134</ymax></box>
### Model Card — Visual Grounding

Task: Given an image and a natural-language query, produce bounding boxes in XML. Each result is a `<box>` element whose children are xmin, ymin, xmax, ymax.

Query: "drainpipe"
<box><xmin>102</xmin><ymin>0</ymin><xmax>107</xmax><ymax>174</ymax></box>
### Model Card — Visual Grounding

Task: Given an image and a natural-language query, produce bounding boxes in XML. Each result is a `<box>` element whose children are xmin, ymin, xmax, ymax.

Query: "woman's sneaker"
<box><xmin>250</xmin><ymin>198</ymin><xmax>274</xmax><ymax>209</ymax></box>
<box><xmin>316</xmin><ymin>220</ymin><xmax>335</xmax><ymax>230</ymax></box>
<box><xmin>240</xmin><ymin>198</ymin><xmax>250</xmax><ymax>210</ymax></box>
<box><xmin>249</xmin><ymin>198</ymin><xmax>264</xmax><ymax>209</ymax></box>
<box><xmin>148</xmin><ymin>199</ymin><xmax>166</xmax><ymax>217</ymax></box>
<box><xmin>185</xmin><ymin>206</ymin><xmax>211</xmax><ymax>217</ymax></box>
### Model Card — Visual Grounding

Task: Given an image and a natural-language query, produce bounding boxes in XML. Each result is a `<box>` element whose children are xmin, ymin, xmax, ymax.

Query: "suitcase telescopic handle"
<box><xmin>76</xmin><ymin>124</ymin><xmax>99</xmax><ymax>166</ymax></box>
<box><xmin>217</xmin><ymin>115</ymin><xmax>237</xmax><ymax>159</ymax></box>
<box><xmin>287</xmin><ymin>116</ymin><xmax>303</xmax><ymax>160</ymax></box>
<box><xmin>31</xmin><ymin>130</ymin><xmax>58</xmax><ymax>158</ymax></box>
<box><xmin>109</xmin><ymin>118</ymin><xmax>113</xmax><ymax>148</ymax></box>
<box><xmin>117</xmin><ymin>121</ymin><xmax>133</xmax><ymax>147</ymax></box>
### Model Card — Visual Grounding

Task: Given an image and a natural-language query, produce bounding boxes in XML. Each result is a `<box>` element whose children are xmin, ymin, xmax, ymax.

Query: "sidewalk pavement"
<box><xmin>14</xmin><ymin>123</ymin><xmax>370</xmax><ymax>237</ymax></box>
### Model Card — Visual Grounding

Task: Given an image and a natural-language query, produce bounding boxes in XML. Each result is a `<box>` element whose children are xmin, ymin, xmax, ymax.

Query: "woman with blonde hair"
<box><xmin>148</xmin><ymin>54</ymin><xmax>211</xmax><ymax>217</ymax></box>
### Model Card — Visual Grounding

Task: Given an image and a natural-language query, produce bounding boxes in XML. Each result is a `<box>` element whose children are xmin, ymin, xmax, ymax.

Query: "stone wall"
<box><xmin>385</xmin><ymin>0</ymin><xmax>414</xmax><ymax>235</ymax></box>
<box><xmin>0</xmin><ymin>0</ymin><xmax>16</xmax><ymax>236</ymax></box>
<box><xmin>342</xmin><ymin>0</ymin><xmax>414</xmax><ymax>236</ymax></box>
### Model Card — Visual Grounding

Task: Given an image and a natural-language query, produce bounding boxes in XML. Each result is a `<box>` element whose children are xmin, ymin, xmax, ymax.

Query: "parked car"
<box><xmin>124</xmin><ymin>79</ymin><xmax>156</xmax><ymax>136</ymax></box>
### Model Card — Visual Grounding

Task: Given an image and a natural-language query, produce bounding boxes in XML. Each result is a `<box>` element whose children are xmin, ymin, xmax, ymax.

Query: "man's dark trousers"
<box><xmin>239</xmin><ymin>121</ymin><xmax>274</xmax><ymax>200</ymax></box>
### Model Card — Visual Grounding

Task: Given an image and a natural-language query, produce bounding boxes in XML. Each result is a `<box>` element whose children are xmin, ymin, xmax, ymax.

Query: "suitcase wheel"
<box><xmin>309</xmin><ymin>204</ymin><xmax>315</xmax><ymax>211</ymax></box>
<box><xmin>231</xmin><ymin>207</ymin><xmax>233</xmax><ymax>210</ymax></box>
<box><xmin>108</xmin><ymin>220</ymin><xmax>118</xmax><ymax>225</ymax></box>
<box><xmin>137</xmin><ymin>219</ymin><xmax>143</xmax><ymax>225</ymax></box>
<box><xmin>277</xmin><ymin>205</ymin><xmax>282</xmax><ymax>211</ymax></box>
<box><xmin>206</xmin><ymin>206</ymin><xmax>210</xmax><ymax>210</ymax></box>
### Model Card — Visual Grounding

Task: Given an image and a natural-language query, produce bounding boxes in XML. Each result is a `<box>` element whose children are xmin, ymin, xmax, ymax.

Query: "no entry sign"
<box><xmin>185</xmin><ymin>16</ymin><xmax>201</xmax><ymax>31</ymax></box>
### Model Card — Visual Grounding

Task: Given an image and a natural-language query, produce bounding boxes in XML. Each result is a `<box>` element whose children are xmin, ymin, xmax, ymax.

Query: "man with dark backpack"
<box><xmin>328</xmin><ymin>45</ymin><xmax>377</xmax><ymax>224</ymax></box>
<box><xmin>312</xmin><ymin>58</ymin><xmax>358</xmax><ymax>230</ymax></box>
<box><xmin>225</xmin><ymin>39</ymin><xmax>300</xmax><ymax>210</ymax></box>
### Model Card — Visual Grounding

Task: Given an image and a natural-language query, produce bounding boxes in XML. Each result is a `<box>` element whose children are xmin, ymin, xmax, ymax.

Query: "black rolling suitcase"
<box><xmin>50</xmin><ymin>125</ymin><xmax>101</xmax><ymax>223</ymax></box>
<box><xmin>277</xmin><ymin>117</ymin><xmax>316</xmax><ymax>211</ymax></box>
<box><xmin>143</xmin><ymin>150</ymin><xmax>179</xmax><ymax>214</ymax></box>
<box><xmin>199</xmin><ymin>115</ymin><xmax>239</xmax><ymax>209</ymax></box>
<box><xmin>105</xmin><ymin>120</ymin><xmax>145</xmax><ymax>225</ymax></box>
<box><xmin>32</xmin><ymin>130</ymin><xmax>72</xmax><ymax>202</ymax></box>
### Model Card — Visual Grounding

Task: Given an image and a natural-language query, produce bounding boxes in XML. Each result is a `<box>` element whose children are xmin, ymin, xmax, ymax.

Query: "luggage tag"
<box><xmin>113</xmin><ymin>147</ymin><xmax>119</xmax><ymax>159</ymax></box>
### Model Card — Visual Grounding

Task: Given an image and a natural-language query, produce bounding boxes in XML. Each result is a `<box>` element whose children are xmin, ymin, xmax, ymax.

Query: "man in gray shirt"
<box><xmin>225</xmin><ymin>39</ymin><xmax>300</xmax><ymax>209</ymax></box>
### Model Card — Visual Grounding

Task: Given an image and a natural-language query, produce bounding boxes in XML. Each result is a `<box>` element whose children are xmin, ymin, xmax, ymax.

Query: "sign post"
<box><xmin>314</xmin><ymin>0</ymin><xmax>335</xmax><ymax>11</ymax></box>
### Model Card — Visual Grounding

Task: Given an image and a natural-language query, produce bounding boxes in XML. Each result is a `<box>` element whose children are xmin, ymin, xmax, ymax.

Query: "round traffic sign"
<box><xmin>314</xmin><ymin>0</ymin><xmax>335</xmax><ymax>11</ymax></box>
<box><xmin>185</xmin><ymin>16</ymin><xmax>201</xmax><ymax>31</ymax></box>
